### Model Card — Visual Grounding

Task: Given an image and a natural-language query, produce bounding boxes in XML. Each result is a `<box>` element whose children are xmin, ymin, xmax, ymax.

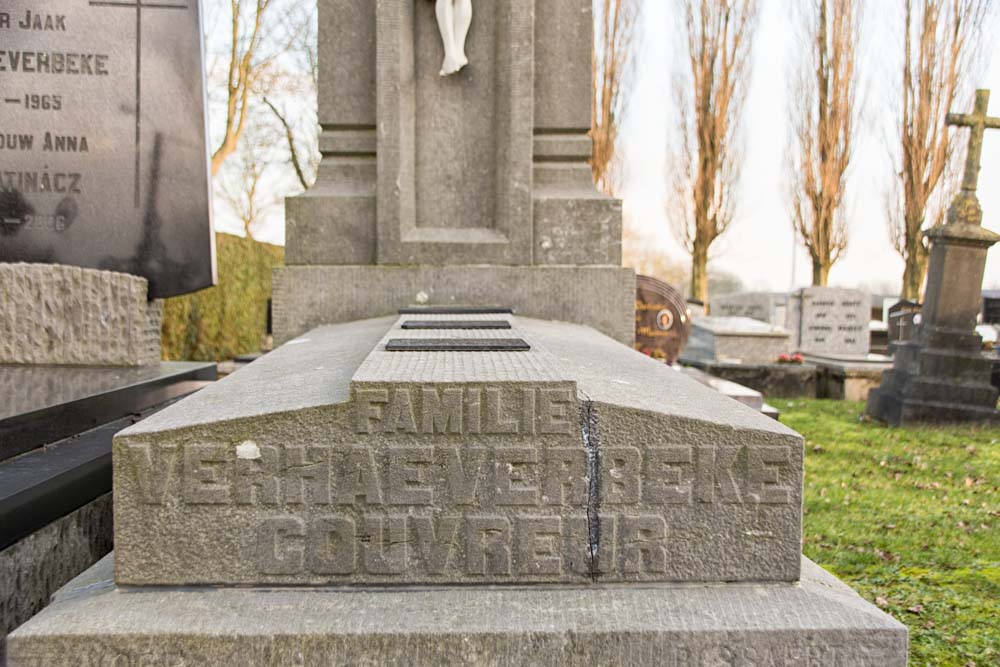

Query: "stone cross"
<box><xmin>946</xmin><ymin>89</ymin><xmax>1000</xmax><ymax>224</ymax></box>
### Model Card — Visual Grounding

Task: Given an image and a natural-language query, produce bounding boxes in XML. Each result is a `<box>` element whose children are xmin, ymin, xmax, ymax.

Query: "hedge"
<box><xmin>161</xmin><ymin>232</ymin><xmax>283</xmax><ymax>361</ymax></box>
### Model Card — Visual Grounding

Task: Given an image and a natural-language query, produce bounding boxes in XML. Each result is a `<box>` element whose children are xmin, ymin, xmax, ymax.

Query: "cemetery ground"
<box><xmin>783</xmin><ymin>400</ymin><xmax>999</xmax><ymax>666</ymax></box>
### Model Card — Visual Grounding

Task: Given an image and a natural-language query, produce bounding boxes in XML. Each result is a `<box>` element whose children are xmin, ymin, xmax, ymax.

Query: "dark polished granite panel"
<box><xmin>0</xmin><ymin>362</ymin><xmax>216</xmax><ymax>461</ymax></box>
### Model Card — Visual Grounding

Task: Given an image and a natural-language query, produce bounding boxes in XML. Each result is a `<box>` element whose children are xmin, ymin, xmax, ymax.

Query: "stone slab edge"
<box><xmin>7</xmin><ymin>554</ymin><xmax>907</xmax><ymax>666</ymax></box>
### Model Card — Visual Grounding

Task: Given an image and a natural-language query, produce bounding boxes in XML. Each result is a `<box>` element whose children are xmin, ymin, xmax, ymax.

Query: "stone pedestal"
<box><xmin>273</xmin><ymin>0</ymin><xmax>634</xmax><ymax>345</ymax></box>
<box><xmin>868</xmin><ymin>223</ymin><xmax>1000</xmax><ymax>425</ymax></box>
<box><xmin>9</xmin><ymin>315</ymin><xmax>907</xmax><ymax>664</ymax></box>
<box><xmin>9</xmin><ymin>553</ymin><xmax>906</xmax><ymax>666</ymax></box>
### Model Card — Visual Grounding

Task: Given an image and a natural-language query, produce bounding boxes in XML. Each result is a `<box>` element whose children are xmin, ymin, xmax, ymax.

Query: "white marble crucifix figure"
<box><xmin>435</xmin><ymin>0</ymin><xmax>472</xmax><ymax>76</ymax></box>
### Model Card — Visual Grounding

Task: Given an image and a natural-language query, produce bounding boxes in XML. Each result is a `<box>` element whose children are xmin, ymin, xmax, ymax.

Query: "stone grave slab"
<box><xmin>112</xmin><ymin>314</ymin><xmax>804</xmax><ymax>586</ymax></box>
<box><xmin>682</xmin><ymin>316</ymin><xmax>791</xmax><ymax>365</ymax></box>
<box><xmin>709</xmin><ymin>291</ymin><xmax>789</xmax><ymax>328</ymax></box>
<box><xmin>0</xmin><ymin>0</ymin><xmax>215</xmax><ymax>298</ymax></box>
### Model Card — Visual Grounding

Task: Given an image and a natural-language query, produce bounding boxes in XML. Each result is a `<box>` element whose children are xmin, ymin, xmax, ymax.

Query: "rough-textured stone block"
<box><xmin>112</xmin><ymin>315</ymin><xmax>802</xmax><ymax>585</ymax></box>
<box><xmin>0</xmin><ymin>264</ymin><xmax>161</xmax><ymax>366</ymax></box>
<box><xmin>1</xmin><ymin>494</ymin><xmax>113</xmax><ymax>665</ymax></box>
<box><xmin>272</xmin><ymin>264</ymin><xmax>636</xmax><ymax>346</ymax></box>
<box><xmin>8</xmin><ymin>554</ymin><xmax>907</xmax><ymax>667</ymax></box>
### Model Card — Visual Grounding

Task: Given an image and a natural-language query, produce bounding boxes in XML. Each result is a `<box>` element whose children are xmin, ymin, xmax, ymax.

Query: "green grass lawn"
<box><xmin>781</xmin><ymin>400</ymin><xmax>999</xmax><ymax>667</ymax></box>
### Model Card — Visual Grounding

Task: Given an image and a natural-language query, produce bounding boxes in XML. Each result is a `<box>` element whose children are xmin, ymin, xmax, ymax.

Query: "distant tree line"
<box><xmin>600</xmin><ymin>0</ymin><xmax>996</xmax><ymax>302</ymax></box>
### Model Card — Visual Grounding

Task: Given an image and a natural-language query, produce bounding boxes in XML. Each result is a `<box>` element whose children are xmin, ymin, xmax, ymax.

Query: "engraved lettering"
<box><xmin>484</xmin><ymin>387</ymin><xmax>518</xmax><ymax>433</ymax></box>
<box><xmin>748</xmin><ymin>445</ymin><xmax>793</xmax><ymax>504</ymax></box>
<box><xmin>542</xmin><ymin>448</ymin><xmax>587</xmax><ymax>505</ymax></box>
<box><xmin>465</xmin><ymin>388</ymin><xmax>482</xmax><ymax>433</ymax></box>
<box><xmin>307</xmin><ymin>515</ymin><xmax>355</xmax><ymax>574</ymax></box>
<box><xmin>622</xmin><ymin>515</ymin><xmax>667</xmax><ymax>574</ymax></box>
<box><xmin>362</xmin><ymin>515</ymin><xmax>406</xmax><ymax>574</ymax></box>
<box><xmin>420</xmin><ymin>386</ymin><xmax>463</xmax><ymax>433</ymax></box>
<box><xmin>520</xmin><ymin>386</ymin><xmax>536</xmax><ymax>434</ymax></box>
<box><xmin>515</xmin><ymin>516</ymin><xmax>562</xmax><ymax>575</ymax></box>
<box><xmin>539</xmin><ymin>387</ymin><xmax>573</xmax><ymax>434</ymax></box>
<box><xmin>387</xmin><ymin>446</ymin><xmax>433</xmax><ymax>504</ymax></box>
<box><xmin>257</xmin><ymin>516</ymin><xmax>305</xmax><ymax>575</ymax></box>
<box><xmin>495</xmin><ymin>447</ymin><xmax>539</xmax><ymax>505</ymax></box>
<box><xmin>440</xmin><ymin>446</ymin><xmax>486</xmax><ymax>504</ymax></box>
<box><xmin>122</xmin><ymin>443</ymin><xmax>178</xmax><ymax>504</ymax></box>
<box><xmin>409</xmin><ymin>515</ymin><xmax>460</xmax><ymax>574</ymax></box>
<box><xmin>233</xmin><ymin>445</ymin><xmax>280</xmax><ymax>505</ymax></box>
<box><xmin>355</xmin><ymin>388</ymin><xmax>388</xmax><ymax>433</ymax></box>
<box><xmin>283</xmin><ymin>445</ymin><xmax>331</xmax><ymax>505</ymax></box>
<box><xmin>465</xmin><ymin>516</ymin><xmax>512</xmax><ymax>575</ymax></box>
<box><xmin>601</xmin><ymin>447</ymin><xmax>641</xmax><ymax>504</ymax></box>
<box><xmin>643</xmin><ymin>446</ymin><xmax>693</xmax><ymax>504</ymax></box>
<box><xmin>384</xmin><ymin>388</ymin><xmax>418</xmax><ymax>433</ymax></box>
<box><xmin>183</xmin><ymin>444</ymin><xmax>230</xmax><ymax>504</ymax></box>
<box><xmin>335</xmin><ymin>446</ymin><xmax>384</xmax><ymax>505</ymax></box>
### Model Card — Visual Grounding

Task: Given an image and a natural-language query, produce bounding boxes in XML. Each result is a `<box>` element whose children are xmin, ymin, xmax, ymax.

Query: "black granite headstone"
<box><xmin>0</xmin><ymin>0</ymin><xmax>214</xmax><ymax>298</ymax></box>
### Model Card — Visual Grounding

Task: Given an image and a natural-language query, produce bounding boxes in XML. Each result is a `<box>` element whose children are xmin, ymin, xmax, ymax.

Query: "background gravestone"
<box><xmin>634</xmin><ymin>274</ymin><xmax>690</xmax><ymax>363</ymax></box>
<box><xmin>0</xmin><ymin>0</ymin><xmax>214</xmax><ymax>298</ymax></box>
<box><xmin>792</xmin><ymin>287</ymin><xmax>869</xmax><ymax>357</ymax></box>
<box><xmin>709</xmin><ymin>291</ymin><xmax>789</xmax><ymax>329</ymax></box>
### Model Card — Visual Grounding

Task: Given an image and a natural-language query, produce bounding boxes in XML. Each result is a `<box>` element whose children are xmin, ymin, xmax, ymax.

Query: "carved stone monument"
<box><xmin>8</xmin><ymin>2</ymin><xmax>907</xmax><ymax>664</ymax></box>
<box><xmin>275</xmin><ymin>0</ymin><xmax>633</xmax><ymax>345</ymax></box>
<box><xmin>868</xmin><ymin>89</ymin><xmax>1000</xmax><ymax>425</ymax></box>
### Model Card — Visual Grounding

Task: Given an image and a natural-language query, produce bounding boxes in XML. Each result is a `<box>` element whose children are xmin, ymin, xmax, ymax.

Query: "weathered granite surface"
<box><xmin>0</xmin><ymin>494</ymin><xmax>113</xmax><ymax>665</ymax></box>
<box><xmin>8</xmin><ymin>553</ymin><xmax>907</xmax><ymax>667</ymax></box>
<box><xmin>113</xmin><ymin>315</ymin><xmax>803</xmax><ymax>586</ymax></box>
<box><xmin>0</xmin><ymin>264</ymin><xmax>161</xmax><ymax>366</ymax></box>
<box><xmin>272</xmin><ymin>265</ymin><xmax>636</xmax><ymax>345</ymax></box>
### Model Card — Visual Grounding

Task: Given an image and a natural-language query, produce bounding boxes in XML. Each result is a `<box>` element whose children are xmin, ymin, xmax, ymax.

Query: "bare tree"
<box><xmin>788</xmin><ymin>0</ymin><xmax>861</xmax><ymax>286</ymax></box>
<box><xmin>667</xmin><ymin>0</ymin><xmax>759</xmax><ymax>303</ymax></box>
<box><xmin>216</xmin><ymin>127</ymin><xmax>279</xmax><ymax>238</ymax></box>
<box><xmin>209</xmin><ymin>0</ymin><xmax>280</xmax><ymax>176</ymax></box>
<box><xmin>592</xmin><ymin>0</ymin><xmax>640</xmax><ymax>193</ymax></box>
<box><xmin>889</xmin><ymin>0</ymin><xmax>995</xmax><ymax>299</ymax></box>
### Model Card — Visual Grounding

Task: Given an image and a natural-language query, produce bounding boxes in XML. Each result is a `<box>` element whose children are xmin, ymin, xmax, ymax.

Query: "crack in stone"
<box><xmin>579</xmin><ymin>394</ymin><xmax>601</xmax><ymax>582</ymax></box>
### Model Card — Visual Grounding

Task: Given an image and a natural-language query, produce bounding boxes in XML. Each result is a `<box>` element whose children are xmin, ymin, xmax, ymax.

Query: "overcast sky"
<box><xmin>622</xmin><ymin>0</ymin><xmax>1000</xmax><ymax>294</ymax></box>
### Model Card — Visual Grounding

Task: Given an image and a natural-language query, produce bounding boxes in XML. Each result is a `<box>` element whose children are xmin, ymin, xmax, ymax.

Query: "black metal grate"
<box><xmin>385</xmin><ymin>338</ymin><xmax>530</xmax><ymax>352</ymax></box>
<box><xmin>398</xmin><ymin>306</ymin><xmax>514</xmax><ymax>315</ymax></box>
<box><xmin>401</xmin><ymin>320</ymin><xmax>512</xmax><ymax>330</ymax></box>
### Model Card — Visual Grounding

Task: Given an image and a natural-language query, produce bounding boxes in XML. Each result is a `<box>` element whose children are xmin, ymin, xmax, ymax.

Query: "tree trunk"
<box><xmin>812</xmin><ymin>258</ymin><xmax>830</xmax><ymax>287</ymax></box>
<box><xmin>900</xmin><ymin>246</ymin><xmax>928</xmax><ymax>300</ymax></box>
<box><xmin>690</xmin><ymin>244</ymin><xmax>709</xmax><ymax>303</ymax></box>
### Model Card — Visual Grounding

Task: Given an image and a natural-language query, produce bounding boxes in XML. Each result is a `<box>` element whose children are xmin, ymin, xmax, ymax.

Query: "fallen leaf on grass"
<box><xmin>907</xmin><ymin>604</ymin><xmax>924</xmax><ymax>614</ymax></box>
